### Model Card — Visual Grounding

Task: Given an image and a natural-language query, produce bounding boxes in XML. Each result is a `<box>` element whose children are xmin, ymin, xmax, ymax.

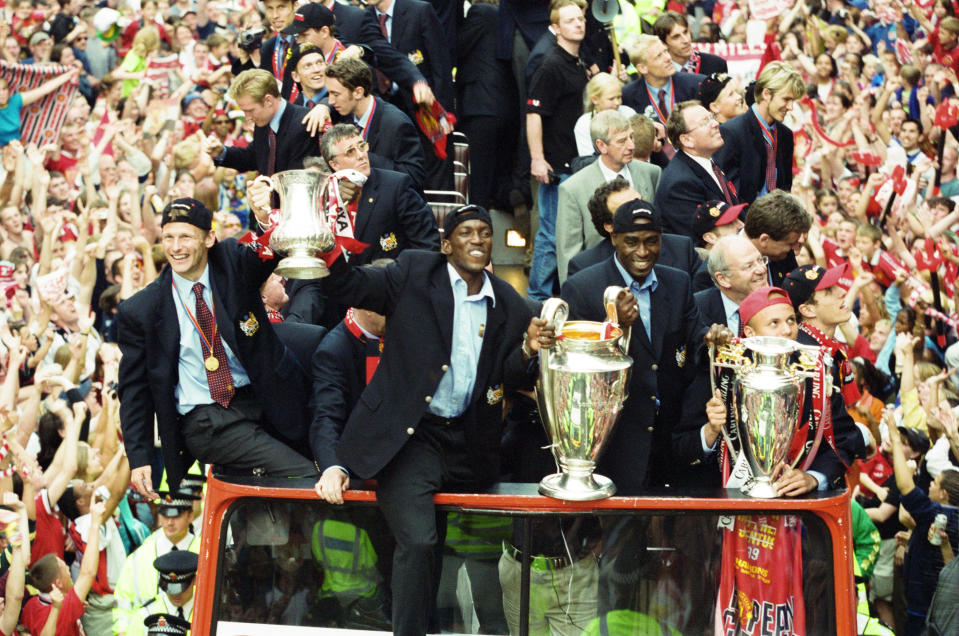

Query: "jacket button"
<box><xmin>647</xmin><ymin>426</ymin><xmax>654</xmax><ymax>432</ymax></box>
<box><xmin>425</xmin><ymin>396</ymin><xmax>432</xmax><ymax>403</ymax></box>
<box><xmin>650</xmin><ymin>395</ymin><xmax>656</xmax><ymax>401</ymax></box>
<box><xmin>406</xmin><ymin>427</ymin><xmax>415</xmax><ymax>435</ymax></box>
<box><xmin>651</xmin><ymin>364</ymin><xmax>658</xmax><ymax>371</ymax></box>
<box><xmin>441</xmin><ymin>364</ymin><xmax>449</xmax><ymax>372</ymax></box>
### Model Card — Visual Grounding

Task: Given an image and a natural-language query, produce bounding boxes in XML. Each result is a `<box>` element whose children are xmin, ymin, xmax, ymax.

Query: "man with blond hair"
<box><xmin>622</xmin><ymin>34</ymin><xmax>704</xmax><ymax>127</ymax></box>
<box><xmin>715</xmin><ymin>61</ymin><xmax>804</xmax><ymax>203</ymax></box>
<box><xmin>202</xmin><ymin>68</ymin><xmax>320</xmax><ymax>176</ymax></box>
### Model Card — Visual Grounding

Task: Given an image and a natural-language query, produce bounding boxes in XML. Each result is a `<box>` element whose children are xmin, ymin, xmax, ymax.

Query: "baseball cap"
<box><xmin>443</xmin><ymin>204</ymin><xmax>492</xmax><ymax>236</ymax></box>
<box><xmin>161</xmin><ymin>198</ymin><xmax>213</xmax><ymax>231</ymax></box>
<box><xmin>611</xmin><ymin>199</ymin><xmax>662</xmax><ymax>233</ymax></box>
<box><xmin>691</xmin><ymin>200</ymin><xmax>746</xmax><ymax>239</ymax></box>
<box><xmin>783</xmin><ymin>263</ymin><xmax>852</xmax><ymax>308</ymax></box>
<box><xmin>29</xmin><ymin>31</ymin><xmax>51</xmax><ymax>46</ymax></box>
<box><xmin>739</xmin><ymin>286</ymin><xmax>793</xmax><ymax>329</ymax></box>
<box><xmin>282</xmin><ymin>3</ymin><xmax>335</xmax><ymax>35</ymax></box>
<box><xmin>286</xmin><ymin>43</ymin><xmax>324</xmax><ymax>74</ymax></box>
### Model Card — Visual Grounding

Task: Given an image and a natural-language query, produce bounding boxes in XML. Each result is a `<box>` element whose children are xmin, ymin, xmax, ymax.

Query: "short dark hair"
<box><xmin>744</xmin><ymin>190</ymin><xmax>812</xmax><ymax>241</ymax></box>
<box><xmin>929</xmin><ymin>196</ymin><xmax>955</xmax><ymax>212</ymax></box>
<box><xmin>940</xmin><ymin>469</ymin><xmax>959</xmax><ymax>506</ymax></box>
<box><xmin>652</xmin><ymin>11</ymin><xmax>687</xmax><ymax>42</ymax></box>
<box><xmin>586</xmin><ymin>177</ymin><xmax>631</xmax><ymax>238</ymax></box>
<box><xmin>902</xmin><ymin>116</ymin><xmax>924</xmax><ymax>134</ymax></box>
<box><xmin>325</xmin><ymin>57</ymin><xmax>373</xmax><ymax>96</ymax></box>
<box><xmin>666</xmin><ymin>99</ymin><xmax>701</xmax><ymax>147</ymax></box>
<box><xmin>28</xmin><ymin>554</ymin><xmax>60</xmax><ymax>592</ymax></box>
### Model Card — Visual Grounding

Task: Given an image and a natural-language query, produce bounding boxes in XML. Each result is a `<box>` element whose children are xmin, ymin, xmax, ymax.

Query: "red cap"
<box><xmin>739</xmin><ymin>286</ymin><xmax>793</xmax><ymax>329</ymax></box>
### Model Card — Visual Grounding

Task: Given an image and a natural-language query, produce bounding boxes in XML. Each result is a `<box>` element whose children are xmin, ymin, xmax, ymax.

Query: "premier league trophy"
<box><xmin>536</xmin><ymin>289</ymin><xmax>633</xmax><ymax>500</ymax></box>
<box><xmin>267</xmin><ymin>170</ymin><xmax>336</xmax><ymax>278</ymax></box>
<box><xmin>710</xmin><ymin>337</ymin><xmax>831</xmax><ymax>498</ymax></box>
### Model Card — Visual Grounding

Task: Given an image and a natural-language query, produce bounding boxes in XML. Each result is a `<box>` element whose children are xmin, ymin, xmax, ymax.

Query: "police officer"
<box><xmin>143</xmin><ymin>612</ymin><xmax>191</xmax><ymax>636</ymax></box>
<box><xmin>131</xmin><ymin>551</ymin><xmax>198</xmax><ymax>636</ymax></box>
<box><xmin>114</xmin><ymin>491</ymin><xmax>200</xmax><ymax>635</ymax></box>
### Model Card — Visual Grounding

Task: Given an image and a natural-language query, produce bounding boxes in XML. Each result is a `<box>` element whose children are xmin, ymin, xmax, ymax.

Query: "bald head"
<box><xmin>707</xmin><ymin>235</ymin><xmax>768</xmax><ymax>303</ymax></box>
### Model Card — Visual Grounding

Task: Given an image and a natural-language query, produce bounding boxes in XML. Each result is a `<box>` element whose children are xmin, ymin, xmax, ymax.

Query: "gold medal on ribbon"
<box><xmin>205</xmin><ymin>356</ymin><xmax>219</xmax><ymax>372</ymax></box>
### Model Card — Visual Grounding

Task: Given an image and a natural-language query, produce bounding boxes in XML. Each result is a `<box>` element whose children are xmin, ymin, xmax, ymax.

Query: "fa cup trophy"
<box><xmin>266</xmin><ymin>170</ymin><xmax>336</xmax><ymax>278</ymax></box>
<box><xmin>710</xmin><ymin>337</ymin><xmax>832</xmax><ymax>498</ymax></box>
<box><xmin>536</xmin><ymin>289</ymin><xmax>633</xmax><ymax>500</ymax></box>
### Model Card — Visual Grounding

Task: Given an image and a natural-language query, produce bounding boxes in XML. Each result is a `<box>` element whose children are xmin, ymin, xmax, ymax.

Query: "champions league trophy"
<box><xmin>267</xmin><ymin>170</ymin><xmax>336</xmax><ymax>278</ymax></box>
<box><xmin>710</xmin><ymin>337</ymin><xmax>831</xmax><ymax>498</ymax></box>
<box><xmin>536</xmin><ymin>289</ymin><xmax>633</xmax><ymax>500</ymax></box>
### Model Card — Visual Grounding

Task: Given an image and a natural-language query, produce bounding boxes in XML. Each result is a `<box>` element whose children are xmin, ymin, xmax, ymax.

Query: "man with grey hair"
<box><xmin>695</xmin><ymin>234</ymin><xmax>769</xmax><ymax>333</ymax></box>
<box><xmin>555</xmin><ymin>109</ymin><xmax>661</xmax><ymax>283</ymax></box>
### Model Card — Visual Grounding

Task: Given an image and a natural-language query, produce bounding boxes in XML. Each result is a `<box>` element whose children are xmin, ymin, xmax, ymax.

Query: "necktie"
<box><xmin>266</xmin><ymin>128</ymin><xmax>277</xmax><ymax>176</ymax></box>
<box><xmin>711</xmin><ymin>161</ymin><xmax>733</xmax><ymax>204</ymax></box>
<box><xmin>278</xmin><ymin>37</ymin><xmax>289</xmax><ymax>74</ymax></box>
<box><xmin>170</xmin><ymin>545</ymin><xmax>178</xmax><ymax>551</ymax></box>
<box><xmin>192</xmin><ymin>283</ymin><xmax>235</xmax><ymax>407</ymax></box>
<box><xmin>375</xmin><ymin>13</ymin><xmax>392</xmax><ymax>94</ymax></box>
<box><xmin>763</xmin><ymin>132</ymin><xmax>776</xmax><ymax>193</ymax></box>
<box><xmin>305</xmin><ymin>99</ymin><xmax>315</xmax><ymax>109</ymax></box>
<box><xmin>657</xmin><ymin>90</ymin><xmax>676</xmax><ymax>159</ymax></box>
<box><xmin>178</xmin><ymin>606</ymin><xmax>185</xmax><ymax>619</ymax></box>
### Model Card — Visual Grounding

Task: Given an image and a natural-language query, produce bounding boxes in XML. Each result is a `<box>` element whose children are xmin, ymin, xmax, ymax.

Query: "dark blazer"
<box><xmin>216</xmin><ymin>102</ymin><xmax>319</xmax><ymax>175</ymax></box>
<box><xmin>670</xmin><ymin>367</ymin><xmax>721</xmax><ymax>488</ymax></box>
<box><xmin>768</xmin><ymin>250</ymin><xmax>799</xmax><ymax>288</ymax></box>
<box><xmin>714</xmin><ymin>110</ymin><xmax>794</xmax><ymax>204</ymax></box>
<box><xmin>282</xmin><ymin>279</ymin><xmax>326</xmax><ymax>325</ymax></box>
<box><xmin>331</xmin><ymin>1</ymin><xmax>425</xmax><ymax>93</ymax></box>
<box><xmin>366</xmin><ymin>96</ymin><xmax>427</xmax><ymax>190</ymax></box>
<box><xmin>370</xmin><ymin>0</ymin><xmax>453</xmax><ymax>110</ymax></box>
<box><xmin>695</xmin><ymin>286</ymin><xmax>730</xmax><ymax>331</ymax></box>
<box><xmin>117</xmin><ymin>240</ymin><xmax>312</xmax><ymax>490</ymax></box>
<box><xmin>456</xmin><ymin>3</ymin><xmax>515</xmax><ymax>119</ymax></box>
<box><xmin>310</xmin><ymin>321</ymin><xmax>381</xmax><ymax>470</ymax></box>
<box><xmin>561</xmin><ymin>260</ymin><xmax>705</xmax><ymax>492</ymax></box>
<box><xmin>566</xmin><ymin>234</ymin><xmax>708</xmax><ymax>285</ymax></box>
<box><xmin>320</xmin><ymin>250</ymin><xmax>533</xmax><ymax>481</ymax></box>
<box><xmin>352</xmin><ymin>168</ymin><xmax>439</xmax><ymax>265</ymax></box>
<box><xmin>622</xmin><ymin>72</ymin><xmax>704</xmax><ymax>117</ymax></box>
<box><xmin>690</xmin><ymin>51</ymin><xmax>728</xmax><ymax>75</ymax></box>
<box><xmin>261</xmin><ymin>36</ymin><xmax>373</xmax><ymax>101</ymax></box>
<box><xmin>654</xmin><ymin>150</ymin><xmax>739</xmax><ymax>240</ymax></box>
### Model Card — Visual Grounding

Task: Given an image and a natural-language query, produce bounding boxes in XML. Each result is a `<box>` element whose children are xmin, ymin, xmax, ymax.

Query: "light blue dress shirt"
<box><xmin>171</xmin><ymin>266</ymin><xmax>251</xmax><ymax>415</ymax></box>
<box><xmin>647</xmin><ymin>79</ymin><xmax>673</xmax><ymax>115</ymax></box>
<box><xmin>720</xmin><ymin>291</ymin><xmax>740</xmax><ymax>335</ymax></box>
<box><xmin>269</xmin><ymin>98</ymin><xmax>286</xmax><ymax>134</ymax></box>
<box><xmin>429</xmin><ymin>264</ymin><xmax>496</xmax><ymax>418</ymax></box>
<box><xmin>613</xmin><ymin>255</ymin><xmax>657</xmax><ymax>340</ymax></box>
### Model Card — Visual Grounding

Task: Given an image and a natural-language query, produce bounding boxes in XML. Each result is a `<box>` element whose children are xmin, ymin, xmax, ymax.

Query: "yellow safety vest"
<box><xmin>311</xmin><ymin>519</ymin><xmax>379</xmax><ymax>600</ymax></box>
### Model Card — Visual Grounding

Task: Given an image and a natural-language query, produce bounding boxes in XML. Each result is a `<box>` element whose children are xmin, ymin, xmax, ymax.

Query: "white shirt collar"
<box><xmin>683</xmin><ymin>150</ymin><xmax>724</xmax><ymax>191</ymax></box>
<box><xmin>597</xmin><ymin>158</ymin><xmax>633</xmax><ymax>187</ymax></box>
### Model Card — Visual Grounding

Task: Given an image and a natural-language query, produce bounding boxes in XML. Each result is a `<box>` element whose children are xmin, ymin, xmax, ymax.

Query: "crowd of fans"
<box><xmin>0</xmin><ymin>0</ymin><xmax>957</xmax><ymax>633</ymax></box>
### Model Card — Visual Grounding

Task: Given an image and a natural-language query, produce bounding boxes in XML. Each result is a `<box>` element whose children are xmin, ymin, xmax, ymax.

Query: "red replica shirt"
<box><xmin>30</xmin><ymin>490</ymin><xmax>65</xmax><ymax>567</ymax></box>
<box><xmin>929</xmin><ymin>28</ymin><xmax>959</xmax><ymax>76</ymax></box>
<box><xmin>860</xmin><ymin>248</ymin><xmax>908</xmax><ymax>289</ymax></box>
<box><xmin>20</xmin><ymin>588</ymin><xmax>85</xmax><ymax>636</ymax></box>
<box><xmin>822</xmin><ymin>237</ymin><xmax>848</xmax><ymax>269</ymax></box>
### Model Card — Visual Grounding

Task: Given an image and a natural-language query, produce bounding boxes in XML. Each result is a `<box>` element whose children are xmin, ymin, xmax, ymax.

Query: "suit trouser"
<box><xmin>181</xmin><ymin>387</ymin><xmax>317</xmax><ymax>478</ymax></box>
<box><xmin>375</xmin><ymin>415</ymin><xmax>482</xmax><ymax>636</ymax></box>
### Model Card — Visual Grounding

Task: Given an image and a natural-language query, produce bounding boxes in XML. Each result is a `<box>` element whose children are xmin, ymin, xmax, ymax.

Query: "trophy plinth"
<box><xmin>272</xmin><ymin>251</ymin><xmax>330</xmax><ymax>279</ymax></box>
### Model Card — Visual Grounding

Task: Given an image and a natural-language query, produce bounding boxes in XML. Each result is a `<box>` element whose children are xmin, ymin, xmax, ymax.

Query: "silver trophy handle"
<box><xmin>709</xmin><ymin>344</ymin><xmax>740</xmax><ymax>460</ymax></box>
<box><xmin>538</xmin><ymin>298</ymin><xmax>568</xmax><ymax>372</ymax></box>
<box><xmin>603</xmin><ymin>286</ymin><xmax>631</xmax><ymax>354</ymax></box>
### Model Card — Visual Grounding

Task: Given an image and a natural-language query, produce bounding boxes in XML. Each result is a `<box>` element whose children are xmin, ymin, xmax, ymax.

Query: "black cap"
<box><xmin>691</xmin><ymin>200</ymin><xmax>747</xmax><ymax>241</ymax></box>
<box><xmin>282</xmin><ymin>3</ymin><xmax>335</xmax><ymax>35</ymax></box>
<box><xmin>783</xmin><ymin>264</ymin><xmax>851</xmax><ymax>309</ymax></box>
<box><xmin>611</xmin><ymin>199</ymin><xmax>662</xmax><ymax>234</ymax></box>
<box><xmin>697</xmin><ymin>72</ymin><xmax>733</xmax><ymax>109</ymax></box>
<box><xmin>898</xmin><ymin>426</ymin><xmax>930</xmax><ymax>455</ymax></box>
<box><xmin>442</xmin><ymin>204</ymin><xmax>493</xmax><ymax>237</ymax></box>
<box><xmin>154</xmin><ymin>550</ymin><xmax>199</xmax><ymax>595</ymax></box>
<box><xmin>161</xmin><ymin>198</ymin><xmax>212</xmax><ymax>231</ymax></box>
<box><xmin>144</xmin><ymin>613</ymin><xmax>191</xmax><ymax>636</ymax></box>
<box><xmin>154</xmin><ymin>490</ymin><xmax>200</xmax><ymax>518</ymax></box>
<box><xmin>286</xmin><ymin>43</ymin><xmax>324</xmax><ymax>74</ymax></box>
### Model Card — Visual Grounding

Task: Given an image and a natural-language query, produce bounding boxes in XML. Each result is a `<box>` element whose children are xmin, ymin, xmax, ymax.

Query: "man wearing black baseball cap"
<box><xmin>562</xmin><ymin>199</ymin><xmax>706</xmax><ymax>492</ymax></box>
<box><xmin>314</xmin><ymin>204</ymin><xmax>552</xmax><ymax>635</ymax></box>
<box><xmin>117</xmin><ymin>198</ymin><xmax>318</xmax><ymax>500</ymax></box>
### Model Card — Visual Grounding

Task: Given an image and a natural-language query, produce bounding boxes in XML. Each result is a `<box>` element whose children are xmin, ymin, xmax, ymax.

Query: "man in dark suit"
<box><xmin>561</xmin><ymin>199</ymin><xmax>705</xmax><ymax>492</ymax></box>
<box><xmin>743</xmin><ymin>190</ymin><xmax>811</xmax><ymax>287</ymax></box>
<box><xmin>696</xmin><ymin>234</ymin><xmax>768</xmax><ymax>333</ymax></box>
<box><xmin>321</xmin><ymin>124</ymin><xmax>438</xmax><ymax>266</ymax></box>
<box><xmin>654</xmin><ymin>100</ymin><xmax>739</xmax><ymax>240</ymax></box>
<box><xmin>313</xmin><ymin>205</ymin><xmax>549</xmax><ymax>635</ymax></box>
<box><xmin>118</xmin><ymin>199</ymin><xmax>317</xmax><ymax>497</ymax></box>
<box><xmin>653</xmin><ymin>11</ymin><xmax>727</xmax><ymax>75</ymax></box>
<box><xmin>202</xmin><ymin>69</ymin><xmax>320</xmax><ymax>176</ymax></box>
<box><xmin>368</xmin><ymin>0</ymin><xmax>455</xmax><ymax>190</ymax></box>
<box><xmin>567</xmin><ymin>177</ymin><xmax>710</xmax><ymax>290</ymax></box>
<box><xmin>622</xmin><ymin>34</ymin><xmax>703</xmax><ymax>125</ymax></box>
<box><xmin>325</xmin><ymin>58</ymin><xmax>426</xmax><ymax>190</ymax></box>
<box><xmin>714</xmin><ymin>62</ymin><xmax>804</xmax><ymax>204</ymax></box>
<box><xmin>262</xmin><ymin>0</ymin><xmax>434</xmax><ymax>105</ymax></box>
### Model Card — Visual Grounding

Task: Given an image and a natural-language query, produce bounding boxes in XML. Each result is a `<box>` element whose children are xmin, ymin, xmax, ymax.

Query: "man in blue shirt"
<box><xmin>314</xmin><ymin>205</ymin><xmax>551</xmax><ymax>635</ymax></box>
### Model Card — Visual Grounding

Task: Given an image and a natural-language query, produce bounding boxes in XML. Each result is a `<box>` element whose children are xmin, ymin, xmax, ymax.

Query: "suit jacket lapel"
<box><xmin>207</xmin><ymin>250</ymin><xmax>239</xmax><ymax>353</ymax></box>
<box><xmin>681</xmin><ymin>152</ymin><xmax>724</xmax><ymax>200</ymax></box>
<box><xmin>748</xmin><ymin>114</ymin><xmax>767</xmax><ymax>173</ymax></box>
<box><xmin>389</xmin><ymin>2</ymin><xmax>407</xmax><ymax>48</ymax></box>
<box><xmin>430</xmin><ymin>262</ymin><xmax>454</xmax><ymax>354</ymax></box>
<box><xmin>157</xmin><ymin>270</ymin><xmax>180</xmax><ymax>375</ymax></box>
<box><xmin>649</xmin><ymin>271</ymin><xmax>669</xmax><ymax>361</ymax></box>
<box><xmin>627</xmin><ymin>162</ymin><xmax>653</xmax><ymax>200</ymax></box>
<box><xmin>354</xmin><ymin>168</ymin><xmax>378</xmax><ymax>239</ymax></box>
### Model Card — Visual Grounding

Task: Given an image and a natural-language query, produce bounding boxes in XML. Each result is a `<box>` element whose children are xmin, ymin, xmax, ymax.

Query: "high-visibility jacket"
<box><xmin>311</xmin><ymin>519</ymin><xmax>379</xmax><ymax>600</ymax></box>
<box><xmin>854</xmin><ymin>559</ymin><xmax>894</xmax><ymax>635</ymax></box>
<box><xmin>128</xmin><ymin>592</ymin><xmax>193</xmax><ymax>636</ymax></box>
<box><xmin>583</xmin><ymin>609</ymin><xmax>682</xmax><ymax>635</ymax></box>
<box><xmin>445</xmin><ymin>513</ymin><xmax>512</xmax><ymax>561</ymax></box>
<box><xmin>112</xmin><ymin>530</ymin><xmax>201</xmax><ymax>635</ymax></box>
